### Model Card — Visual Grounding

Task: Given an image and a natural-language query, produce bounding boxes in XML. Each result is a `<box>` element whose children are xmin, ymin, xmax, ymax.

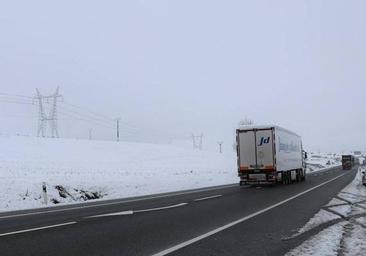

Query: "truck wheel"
<box><xmin>296</xmin><ymin>171</ymin><xmax>300</xmax><ymax>182</ymax></box>
<box><xmin>288</xmin><ymin>171</ymin><xmax>292</xmax><ymax>184</ymax></box>
<box><xmin>301</xmin><ymin>170</ymin><xmax>306</xmax><ymax>181</ymax></box>
<box><xmin>302</xmin><ymin>173</ymin><xmax>306</xmax><ymax>181</ymax></box>
<box><xmin>283</xmin><ymin>171</ymin><xmax>290</xmax><ymax>185</ymax></box>
<box><xmin>282</xmin><ymin>172</ymin><xmax>286</xmax><ymax>185</ymax></box>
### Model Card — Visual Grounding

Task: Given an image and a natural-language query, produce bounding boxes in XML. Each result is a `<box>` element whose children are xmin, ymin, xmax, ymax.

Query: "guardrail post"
<box><xmin>42</xmin><ymin>182</ymin><xmax>48</xmax><ymax>205</ymax></box>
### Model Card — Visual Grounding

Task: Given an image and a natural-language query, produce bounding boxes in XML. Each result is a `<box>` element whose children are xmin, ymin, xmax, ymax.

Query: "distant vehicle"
<box><xmin>236</xmin><ymin>125</ymin><xmax>306</xmax><ymax>185</ymax></box>
<box><xmin>342</xmin><ymin>155</ymin><xmax>355</xmax><ymax>170</ymax></box>
<box><xmin>360</xmin><ymin>158</ymin><xmax>366</xmax><ymax>166</ymax></box>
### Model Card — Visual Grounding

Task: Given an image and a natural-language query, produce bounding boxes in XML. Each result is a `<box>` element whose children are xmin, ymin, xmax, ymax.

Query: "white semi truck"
<box><xmin>236</xmin><ymin>125</ymin><xmax>306</xmax><ymax>185</ymax></box>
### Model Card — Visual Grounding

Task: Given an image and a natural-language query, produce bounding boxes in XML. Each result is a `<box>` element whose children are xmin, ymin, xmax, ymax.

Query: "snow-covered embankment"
<box><xmin>0</xmin><ymin>136</ymin><xmax>237</xmax><ymax>212</ymax></box>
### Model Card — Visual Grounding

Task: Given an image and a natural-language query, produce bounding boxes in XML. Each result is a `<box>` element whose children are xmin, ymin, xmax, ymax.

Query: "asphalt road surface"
<box><xmin>0</xmin><ymin>166</ymin><xmax>357</xmax><ymax>256</ymax></box>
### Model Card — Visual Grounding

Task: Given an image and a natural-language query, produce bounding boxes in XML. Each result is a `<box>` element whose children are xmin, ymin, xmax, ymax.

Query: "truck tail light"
<box><xmin>240</xmin><ymin>166</ymin><xmax>249</xmax><ymax>171</ymax></box>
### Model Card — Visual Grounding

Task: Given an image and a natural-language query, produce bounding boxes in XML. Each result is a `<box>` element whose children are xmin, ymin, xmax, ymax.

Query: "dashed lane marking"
<box><xmin>86</xmin><ymin>203</ymin><xmax>188</xmax><ymax>218</ymax></box>
<box><xmin>194</xmin><ymin>195</ymin><xmax>222</xmax><ymax>202</ymax></box>
<box><xmin>0</xmin><ymin>222</ymin><xmax>77</xmax><ymax>237</ymax></box>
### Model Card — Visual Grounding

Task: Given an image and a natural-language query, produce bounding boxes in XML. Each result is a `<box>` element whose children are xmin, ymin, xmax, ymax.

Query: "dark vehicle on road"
<box><xmin>342</xmin><ymin>155</ymin><xmax>354</xmax><ymax>170</ymax></box>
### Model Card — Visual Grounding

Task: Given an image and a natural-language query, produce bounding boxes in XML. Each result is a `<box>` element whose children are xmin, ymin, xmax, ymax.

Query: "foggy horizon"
<box><xmin>1</xmin><ymin>0</ymin><xmax>365</xmax><ymax>153</ymax></box>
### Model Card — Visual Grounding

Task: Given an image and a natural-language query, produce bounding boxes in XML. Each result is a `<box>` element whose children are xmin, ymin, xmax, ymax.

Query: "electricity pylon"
<box><xmin>34</xmin><ymin>87</ymin><xmax>62</xmax><ymax>138</ymax></box>
<box><xmin>191</xmin><ymin>133</ymin><xmax>203</xmax><ymax>150</ymax></box>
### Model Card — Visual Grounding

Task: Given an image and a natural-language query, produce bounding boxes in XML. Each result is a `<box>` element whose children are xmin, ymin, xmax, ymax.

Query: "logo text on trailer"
<box><xmin>258</xmin><ymin>137</ymin><xmax>270</xmax><ymax>146</ymax></box>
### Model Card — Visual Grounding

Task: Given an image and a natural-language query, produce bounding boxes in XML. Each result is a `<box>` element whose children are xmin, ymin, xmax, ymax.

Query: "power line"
<box><xmin>62</xmin><ymin>101</ymin><xmax>115</xmax><ymax>122</ymax></box>
<box><xmin>59</xmin><ymin>105</ymin><xmax>144</xmax><ymax>135</ymax></box>
<box><xmin>0</xmin><ymin>92</ymin><xmax>33</xmax><ymax>99</ymax></box>
<box><xmin>43</xmin><ymin>101</ymin><xmax>122</xmax><ymax>131</ymax></box>
<box><xmin>0</xmin><ymin>114</ymin><xmax>36</xmax><ymax>118</ymax></box>
<box><xmin>60</xmin><ymin>101</ymin><xmax>146</xmax><ymax>131</ymax></box>
<box><xmin>58</xmin><ymin>105</ymin><xmax>115</xmax><ymax>125</ymax></box>
<box><xmin>57</xmin><ymin>111</ymin><xmax>140</xmax><ymax>137</ymax></box>
<box><xmin>0</xmin><ymin>99</ymin><xmax>33</xmax><ymax>105</ymax></box>
<box><xmin>57</xmin><ymin>111</ymin><xmax>115</xmax><ymax>129</ymax></box>
<box><xmin>0</xmin><ymin>96</ymin><xmax>34</xmax><ymax>105</ymax></box>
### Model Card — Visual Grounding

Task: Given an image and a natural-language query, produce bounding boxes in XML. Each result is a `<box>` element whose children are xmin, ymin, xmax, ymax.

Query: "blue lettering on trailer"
<box><xmin>258</xmin><ymin>137</ymin><xmax>270</xmax><ymax>146</ymax></box>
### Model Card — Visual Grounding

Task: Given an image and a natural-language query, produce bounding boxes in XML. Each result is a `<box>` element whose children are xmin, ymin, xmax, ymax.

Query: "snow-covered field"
<box><xmin>0</xmin><ymin>136</ymin><xmax>342</xmax><ymax>212</ymax></box>
<box><xmin>286</xmin><ymin>167</ymin><xmax>366</xmax><ymax>256</ymax></box>
<box><xmin>0</xmin><ymin>136</ymin><xmax>237</xmax><ymax>212</ymax></box>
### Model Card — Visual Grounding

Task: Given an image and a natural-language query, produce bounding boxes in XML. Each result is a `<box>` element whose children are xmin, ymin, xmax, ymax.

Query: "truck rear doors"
<box><xmin>237</xmin><ymin>128</ymin><xmax>275</xmax><ymax>172</ymax></box>
<box><xmin>255</xmin><ymin>129</ymin><xmax>275</xmax><ymax>170</ymax></box>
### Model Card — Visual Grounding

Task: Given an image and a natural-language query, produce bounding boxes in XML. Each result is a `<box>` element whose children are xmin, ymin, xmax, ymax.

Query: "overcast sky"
<box><xmin>0</xmin><ymin>0</ymin><xmax>365</xmax><ymax>152</ymax></box>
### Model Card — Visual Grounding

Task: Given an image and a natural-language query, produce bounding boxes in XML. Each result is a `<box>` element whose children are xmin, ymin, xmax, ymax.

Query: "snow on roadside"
<box><xmin>342</xmin><ymin>222</ymin><xmax>366</xmax><ymax>256</ymax></box>
<box><xmin>328</xmin><ymin>204</ymin><xmax>352</xmax><ymax>217</ymax></box>
<box><xmin>285</xmin><ymin>222</ymin><xmax>346</xmax><ymax>256</ymax></box>
<box><xmin>285</xmin><ymin>167</ymin><xmax>366</xmax><ymax>256</ymax></box>
<box><xmin>356</xmin><ymin>216</ymin><xmax>366</xmax><ymax>225</ymax></box>
<box><xmin>0</xmin><ymin>136</ymin><xmax>237</xmax><ymax>212</ymax></box>
<box><xmin>326</xmin><ymin>197</ymin><xmax>348</xmax><ymax>207</ymax></box>
<box><xmin>291</xmin><ymin>210</ymin><xmax>340</xmax><ymax>237</ymax></box>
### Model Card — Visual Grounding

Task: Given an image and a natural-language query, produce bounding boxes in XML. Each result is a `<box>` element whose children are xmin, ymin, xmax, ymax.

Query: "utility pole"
<box><xmin>116</xmin><ymin>119</ymin><xmax>120</xmax><ymax>142</ymax></box>
<box><xmin>191</xmin><ymin>134</ymin><xmax>195</xmax><ymax>150</ymax></box>
<box><xmin>89</xmin><ymin>128</ymin><xmax>92</xmax><ymax>140</ymax></box>
<box><xmin>217</xmin><ymin>141</ymin><xmax>223</xmax><ymax>153</ymax></box>
<box><xmin>34</xmin><ymin>87</ymin><xmax>62</xmax><ymax>138</ymax></box>
<box><xmin>199</xmin><ymin>133</ymin><xmax>203</xmax><ymax>150</ymax></box>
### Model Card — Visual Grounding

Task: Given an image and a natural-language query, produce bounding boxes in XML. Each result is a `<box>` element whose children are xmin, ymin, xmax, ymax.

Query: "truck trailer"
<box><xmin>236</xmin><ymin>125</ymin><xmax>306</xmax><ymax>185</ymax></box>
<box><xmin>342</xmin><ymin>155</ymin><xmax>354</xmax><ymax>170</ymax></box>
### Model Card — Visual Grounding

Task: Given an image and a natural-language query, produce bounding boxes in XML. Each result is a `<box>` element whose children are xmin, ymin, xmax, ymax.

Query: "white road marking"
<box><xmin>0</xmin><ymin>184</ymin><xmax>237</xmax><ymax>220</ymax></box>
<box><xmin>152</xmin><ymin>172</ymin><xmax>350</xmax><ymax>256</ymax></box>
<box><xmin>194</xmin><ymin>195</ymin><xmax>222</xmax><ymax>202</ymax></box>
<box><xmin>0</xmin><ymin>222</ymin><xmax>77</xmax><ymax>237</ymax></box>
<box><xmin>86</xmin><ymin>211</ymin><xmax>134</xmax><ymax>218</ymax></box>
<box><xmin>134</xmin><ymin>203</ymin><xmax>188</xmax><ymax>213</ymax></box>
<box><xmin>86</xmin><ymin>203</ymin><xmax>188</xmax><ymax>218</ymax></box>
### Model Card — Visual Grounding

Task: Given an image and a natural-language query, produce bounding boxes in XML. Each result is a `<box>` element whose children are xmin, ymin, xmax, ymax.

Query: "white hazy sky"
<box><xmin>0</xmin><ymin>0</ymin><xmax>365</xmax><ymax>152</ymax></box>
